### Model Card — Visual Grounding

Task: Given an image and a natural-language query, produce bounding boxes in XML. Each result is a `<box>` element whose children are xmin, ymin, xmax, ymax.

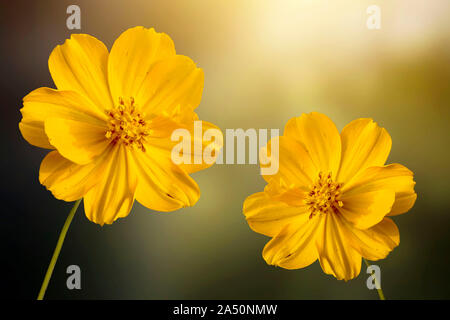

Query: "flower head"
<box><xmin>243</xmin><ymin>112</ymin><xmax>417</xmax><ymax>280</ymax></box>
<box><xmin>19</xmin><ymin>27</ymin><xmax>221</xmax><ymax>225</ymax></box>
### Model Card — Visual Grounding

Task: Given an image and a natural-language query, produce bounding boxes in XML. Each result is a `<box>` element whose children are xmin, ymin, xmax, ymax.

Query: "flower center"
<box><xmin>304</xmin><ymin>172</ymin><xmax>343</xmax><ymax>219</ymax></box>
<box><xmin>105</xmin><ymin>97</ymin><xmax>150</xmax><ymax>152</ymax></box>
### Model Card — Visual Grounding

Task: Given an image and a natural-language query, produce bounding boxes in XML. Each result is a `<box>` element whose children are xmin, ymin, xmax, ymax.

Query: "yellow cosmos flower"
<box><xmin>243</xmin><ymin>112</ymin><xmax>417</xmax><ymax>281</ymax></box>
<box><xmin>19</xmin><ymin>26</ymin><xmax>221</xmax><ymax>225</ymax></box>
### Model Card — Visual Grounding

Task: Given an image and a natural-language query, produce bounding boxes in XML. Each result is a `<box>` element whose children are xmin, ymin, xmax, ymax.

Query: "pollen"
<box><xmin>105</xmin><ymin>97</ymin><xmax>150</xmax><ymax>152</ymax></box>
<box><xmin>304</xmin><ymin>172</ymin><xmax>343</xmax><ymax>219</ymax></box>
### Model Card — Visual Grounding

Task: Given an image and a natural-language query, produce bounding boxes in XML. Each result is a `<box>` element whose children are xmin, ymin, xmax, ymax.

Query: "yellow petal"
<box><xmin>263</xmin><ymin>214</ymin><xmax>321</xmax><ymax>269</ymax></box>
<box><xmin>135</xmin><ymin>55</ymin><xmax>204</xmax><ymax>117</ymax></box>
<box><xmin>45</xmin><ymin>117</ymin><xmax>109</xmax><ymax>165</ymax></box>
<box><xmin>343</xmin><ymin>164</ymin><xmax>417</xmax><ymax>216</ymax></box>
<box><xmin>132</xmin><ymin>146</ymin><xmax>200</xmax><ymax>212</ymax></box>
<box><xmin>284</xmin><ymin>112</ymin><xmax>341</xmax><ymax>178</ymax></box>
<box><xmin>49</xmin><ymin>34</ymin><xmax>112</xmax><ymax>111</ymax></box>
<box><xmin>39</xmin><ymin>151</ymin><xmax>105</xmax><ymax>201</ymax></box>
<box><xmin>389</xmin><ymin>192</ymin><xmax>417</xmax><ymax>216</ymax></box>
<box><xmin>84</xmin><ymin>146</ymin><xmax>137</xmax><ymax>225</ymax></box>
<box><xmin>19</xmin><ymin>122</ymin><xmax>54</xmax><ymax>150</ymax></box>
<box><xmin>316</xmin><ymin>213</ymin><xmax>362</xmax><ymax>281</ymax></box>
<box><xmin>337</xmin><ymin>118</ymin><xmax>392</xmax><ymax>183</ymax></box>
<box><xmin>263</xmin><ymin>183</ymin><xmax>307</xmax><ymax>207</ymax></box>
<box><xmin>176</xmin><ymin>119</ymin><xmax>223</xmax><ymax>174</ymax></box>
<box><xmin>339</xmin><ymin>189</ymin><xmax>395</xmax><ymax>229</ymax></box>
<box><xmin>243</xmin><ymin>192</ymin><xmax>309</xmax><ymax>237</ymax></box>
<box><xmin>345</xmin><ymin>218</ymin><xmax>400</xmax><ymax>261</ymax></box>
<box><xmin>19</xmin><ymin>88</ymin><xmax>106</xmax><ymax>149</ymax></box>
<box><xmin>262</xmin><ymin>136</ymin><xmax>317</xmax><ymax>190</ymax></box>
<box><xmin>145</xmin><ymin>115</ymin><xmax>222</xmax><ymax>174</ymax></box>
<box><xmin>108</xmin><ymin>26</ymin><xmax>176</xmax><ymax>103</ymax></box>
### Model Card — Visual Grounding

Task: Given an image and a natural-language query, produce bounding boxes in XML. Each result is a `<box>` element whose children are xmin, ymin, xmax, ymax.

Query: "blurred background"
<box><xmin>1</xmin><ymin>0</ymin><xmax>449</xmax><ymax>299</ymax></box>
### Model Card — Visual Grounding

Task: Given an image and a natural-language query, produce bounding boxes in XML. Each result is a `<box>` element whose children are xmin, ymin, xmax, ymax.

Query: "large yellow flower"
<box><xmin>19</xmin><ymin>27</ymin><xmax>221</xmax><ymax>225</ymax></box>
<box><xmin>243</xmin><ymin>112</ymin><xmax>416</xmax><ymax>280</ymax></box>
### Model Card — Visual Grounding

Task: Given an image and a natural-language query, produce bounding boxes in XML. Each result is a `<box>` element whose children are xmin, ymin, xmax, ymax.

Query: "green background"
<box><xmin>2</xmin><ymin>0</ymin><xmax>449</xmax><ymax>299</ymax></box>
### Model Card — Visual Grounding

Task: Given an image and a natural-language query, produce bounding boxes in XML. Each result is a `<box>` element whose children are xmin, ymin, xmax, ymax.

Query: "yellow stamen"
<box><xmin>305</xmin><ymin>172</ymin><xmax>343</xmax><ymax>219</ymax></box>
<box><xmin>105</xmin><ymin>97</ymin><xmax>149</xmax><ymax>152</ymax></box>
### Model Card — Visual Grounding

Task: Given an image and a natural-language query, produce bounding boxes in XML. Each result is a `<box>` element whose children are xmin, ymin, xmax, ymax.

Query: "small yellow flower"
<box><xmin>243</xmin><ymin>112</ymin><xmax>417</xmax><ymax>280</ymax></box>
<box><xmin>19</xmin><ymin>26</ymin><xmax>221</xmax><ymax>225</ymax></box>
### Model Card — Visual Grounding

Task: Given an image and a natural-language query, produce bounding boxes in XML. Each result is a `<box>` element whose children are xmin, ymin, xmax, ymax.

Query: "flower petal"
<box><xmin>39</xmin><ymin>151</ymin><xmax>105</xmax><ymax>201</ymax></box>
<box><xmin>337</xmin><ymin>118</ymin><xmax>392</xmax><ymax>184</ymax></box>
<box><xmin>19</xmin><ymin>88</ymin><xmax>106</xmax><ymax>149</ymax></box>
<box><xmin>339</xmin><ymin>189</ymin><xmax>395</xmax><ymax>230</ymax></box>
<box><xmin>45</xmin><ymin>117</ymin><xmax>109</xmax><ymax>165</ymax></box>
<box><xmin>342</xmin><ymin>164</ymin><xmax>417</xmax><ymax>216</ymax></box>
<box><xmin>284</xmin><ymin>112</ymin><xmax>341</xmax><ymax>178</ymax></box>
<box><xmin>108</xmin><ymin>26</ymin><xmax>176</xmax><ymax>103</ymax></box>
<box><xmin>135</xmin><ymin>55</ymin><xmax>204</xmax><ymax>117</ymax></box>
<box><xmin>243</xmin><ymin>192</ymin><xmax>309</xmax><ymax>237</ymax></box>
<box><xmin>346</xmin><ymin>218</ymin><xmax>400</xmax><ymax>261</ymax></box>
<box><xmin>132</xmin><ymin>146</ymin><xmax>200</xmax><ymax>212</ymax></box>
<box><xmin>389</xmin><ymin>193</ymin><xmax>418</xmax><ymax>217</ymax></box>
<box><xmin>19</xmin><ymin>121</ymin><xmax>54</xmax><ymax>150</ymax></box>
<box><xmin>84</xmin><ymin>146</ymin><xmax>137</xmax><ymax>225</ymax></box>
<box><xmin>49</xmin><ymin>34</ymin><xmax>112</xmax><ymax>111</ymax></box>
<box><xmin>146</xmin><ymin>115</ymin><xmax>222</xmax><ymax>174</ymax></box>
<box><xmin>261</xmin><ymin>136</ymin><xmax>317</xmax><ymax>190</ymax></box>
<box><xmin>316</xmin><ymin>213</ymin><xmax>362</xmax><ymax>280</ymax></box>
<box><xmin>178</xmin><ymin>120</ymin><xmax>223</xmax><ymax>174</ymax></box>
<box><xmin>263</xmin><ymin>183</ymin><xmax>307</xmax><ymax>207</ymax></box>
<box><xmin>263</xmin><ymin>214</ymin><xmax>321</xmax><ymax>269</ymax></box>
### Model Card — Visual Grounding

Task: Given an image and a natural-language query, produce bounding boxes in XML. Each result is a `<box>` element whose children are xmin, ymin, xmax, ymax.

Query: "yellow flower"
<box><xmin>243</xmin><ymin>112</ymin><xmax>417</xmax><ymax>280</ymax></box>
<box><xmin>19</xmin><ymin>27</ymin><xmax>221</xmax><ymax>225</ymax></box>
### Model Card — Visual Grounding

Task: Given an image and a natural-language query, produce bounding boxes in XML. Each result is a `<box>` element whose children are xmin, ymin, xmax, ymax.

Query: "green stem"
<box><xmin>37</xmin><ymin>199</ymin><xmax>81</xmax><ymax>300</ymax></box>
<box><xmin>363</xmin><ymin>258</ymin><xmax>385</xmax><ymax>300</ymax></box>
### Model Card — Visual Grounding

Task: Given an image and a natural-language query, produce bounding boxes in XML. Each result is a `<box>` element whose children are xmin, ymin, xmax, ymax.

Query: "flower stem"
<box><xmin>363</xmin><ymin>258</ymin><xmax>385</xmax><ymax>300</ymax></box>
<box><xmin>37</xmin><ymin>199</ymin><xmax>81</xmax><ymax>300</ymax></box>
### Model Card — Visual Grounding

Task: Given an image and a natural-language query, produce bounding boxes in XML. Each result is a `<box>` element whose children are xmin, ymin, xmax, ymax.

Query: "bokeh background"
<box><xmin>1</xmin><ymin>0</ymin><xmax>449</xmax><ymax>299</ymax></box>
